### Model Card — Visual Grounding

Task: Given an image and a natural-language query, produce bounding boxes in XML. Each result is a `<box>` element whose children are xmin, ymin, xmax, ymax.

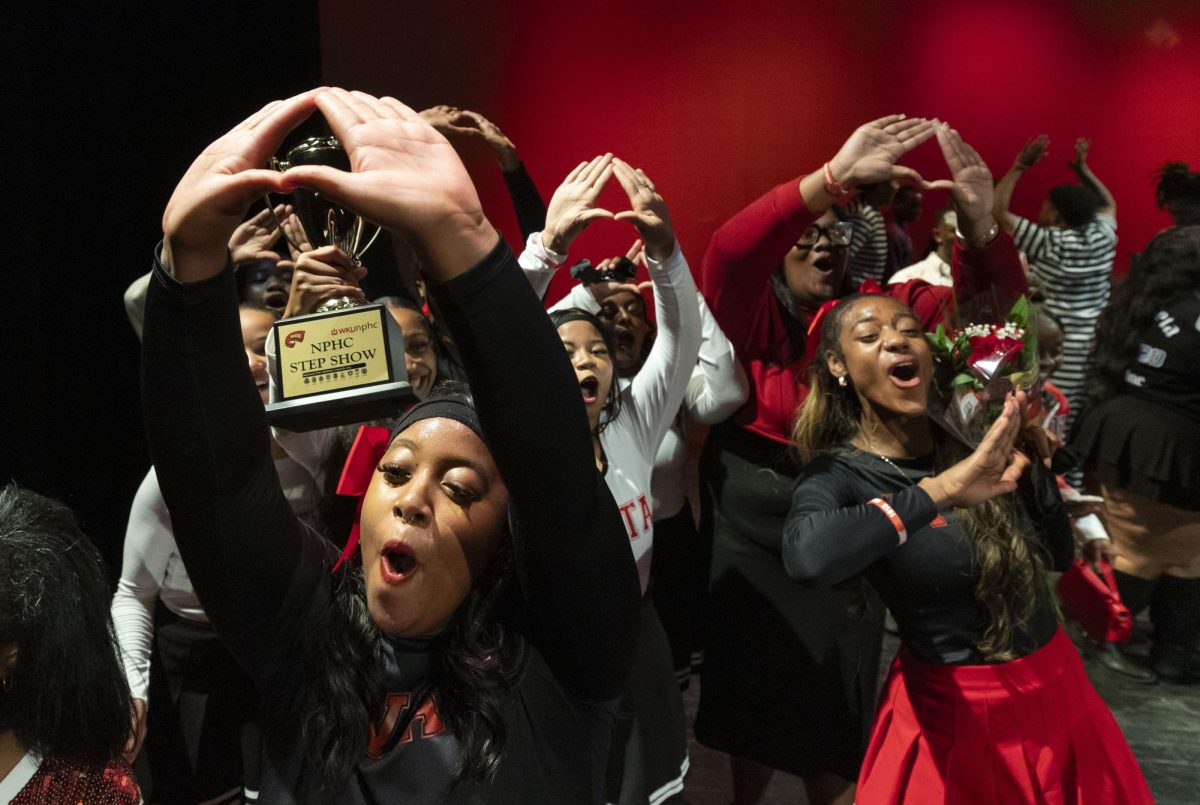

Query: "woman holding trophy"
<box><xmin>142</xmin><ymin>87</ymin><xmax>641</xmax><ymax>802</ymax></box>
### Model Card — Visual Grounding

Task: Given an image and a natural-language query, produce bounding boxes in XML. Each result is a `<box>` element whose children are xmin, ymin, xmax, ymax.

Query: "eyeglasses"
<box><xmin>796</xmin><ymin>221</ymin><xmax>853</xmax><ymax>249</ymax></box>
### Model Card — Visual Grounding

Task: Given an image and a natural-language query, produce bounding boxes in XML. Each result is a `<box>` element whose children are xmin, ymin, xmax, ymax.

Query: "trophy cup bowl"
<box><xmin>263</xmin><ymin>136</ymin><xmax>414</xmax><ymax>432</ymax></box>
<box><xmin>270</xmin><ymin>136</ymin><xmax>381</xmax><ymax>312</ymax></box>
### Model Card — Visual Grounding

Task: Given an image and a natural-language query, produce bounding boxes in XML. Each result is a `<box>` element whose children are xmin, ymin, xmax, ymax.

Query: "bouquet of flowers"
<box><xmin>925</xmin><ymin>296</ymin><xmax>1039</xmax><ymax>446</ymax></box>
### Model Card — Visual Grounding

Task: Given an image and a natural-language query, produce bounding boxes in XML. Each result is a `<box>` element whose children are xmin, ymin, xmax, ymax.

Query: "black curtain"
<box><xmin>3</xmin><ymin>3</ymin><xmax>321</xmax><ymax>570</ymax></box>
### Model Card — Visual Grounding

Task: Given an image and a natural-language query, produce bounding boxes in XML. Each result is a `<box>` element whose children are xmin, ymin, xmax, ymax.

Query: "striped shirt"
<box><xmin>1012</xmin><ymin>213</ymin><xmax>1117</xmax><ymax>429</ymax></box>
<box><xmin>847</xmin><ymin>201</ymin><xmax>889</xmax><ymax>288</ymax></box>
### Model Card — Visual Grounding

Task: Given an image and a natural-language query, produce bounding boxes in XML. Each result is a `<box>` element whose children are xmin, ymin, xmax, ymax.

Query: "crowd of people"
<box><xmin>2</xmin><ymin>87</ymin><xmax>1198</xmax><ymax>804</ymax></box>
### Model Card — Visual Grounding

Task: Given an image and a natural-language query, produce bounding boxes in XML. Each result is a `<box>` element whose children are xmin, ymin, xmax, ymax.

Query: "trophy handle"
<box><xmin>357</xmin><ymin>225</ymin><xmax>382</xmax><ymax>260</ymax></box>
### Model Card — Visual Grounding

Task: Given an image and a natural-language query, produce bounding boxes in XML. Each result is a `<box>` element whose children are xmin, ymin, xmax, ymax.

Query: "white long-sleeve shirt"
<box><xmin>111</xmin><ymin>457</ymin><xmax>320</xmax><ymax>701</ymax></box>
<box><xmin>522</xmin><ymin>235</ymin><xmax>747</xmax><ymax>520</ymax></box>
<box><xmin>520</xmin><ymin>233</ymin><xmax>703</xmax><ymax>590</ymax></box>
<box><xmin>648</xmin><ymin>293</ymin><xmax>747</xmax><ymax>519</ymax></box>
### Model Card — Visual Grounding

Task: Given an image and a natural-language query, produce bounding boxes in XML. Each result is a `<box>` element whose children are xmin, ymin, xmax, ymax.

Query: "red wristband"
<box><xmin>868</xmin><ymin>497</ymin><xmax>908</xmax><ymax>545</ymax></box>
<box><xmin>823</xmin><ymin>162</ymin><xmax>850</xmax><ymax>197</ymax></box>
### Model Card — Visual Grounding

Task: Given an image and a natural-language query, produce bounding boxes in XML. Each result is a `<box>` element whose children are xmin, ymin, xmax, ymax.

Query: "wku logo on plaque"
<box><xmin>367</xmin><ymin>692</ymin><xmax>447</xmax><ymax>758</ymax></box>
<box><xmin>284</xmin><ymin>331</ymin><xmax>305</xmax><ymax>348</ymax></box>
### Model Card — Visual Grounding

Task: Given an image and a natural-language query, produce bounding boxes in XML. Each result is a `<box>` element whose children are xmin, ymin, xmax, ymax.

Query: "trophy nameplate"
<box><xmin>261</xmin><ymin>134</ymin><xmax>414</xmax><ymax>431</ymax></box>
<box><xmin>265</xmin><ymin>304</ymin><xmax>414</xmax><ymax>432</ymax></box>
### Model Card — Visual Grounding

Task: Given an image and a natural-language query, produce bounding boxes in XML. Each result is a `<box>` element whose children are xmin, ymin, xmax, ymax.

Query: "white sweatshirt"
<box><xmin>523</xmin><ymin>234</ymin><xmax>747</xmax><ymax>520</ymax></box>
<box><xmin>519</xmin><ymin>233</ymin><xmax>703</xmax><ymax>591</ymax></box>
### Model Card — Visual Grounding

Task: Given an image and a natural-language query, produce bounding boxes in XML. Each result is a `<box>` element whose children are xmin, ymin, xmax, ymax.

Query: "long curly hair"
<box><xmin>1088</xmin><ymin>225</ymin><xmax>1200</xmax><ymax>403</ymax></box>
<box><xmin>791</xmin><ymin>295</ymin><xmax>1043</xmax><ymax>661</ymax></box>
<box><xmin>297</xmin><ymin>384</ymin><xmax>526</xmax><ymax>791</ymax></box>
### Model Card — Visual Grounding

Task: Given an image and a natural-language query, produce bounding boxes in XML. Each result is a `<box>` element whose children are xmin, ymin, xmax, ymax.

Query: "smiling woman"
<box><xmin>141</xmin><ymin>88</ymin><xmax>640</xmax><ymax>803</ymax></box>
<box><xmin>693</xmin><ymin>118</ymin><xmax>1032</xmax><ymax>805</ymax></box>
<box><xmin>782</xmin><ymin>293</ymin><xmax>1151</xmax><ymax>803</ymax></box>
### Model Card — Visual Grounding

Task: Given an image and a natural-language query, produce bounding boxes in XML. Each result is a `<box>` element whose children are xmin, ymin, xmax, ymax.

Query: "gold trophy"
<box><xmin>264</xmin><ymin>136</ymin><xmax>415</xmax><ymax>432</ymax></box>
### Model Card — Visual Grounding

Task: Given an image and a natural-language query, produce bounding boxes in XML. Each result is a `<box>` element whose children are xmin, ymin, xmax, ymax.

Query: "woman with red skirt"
<box><xmin>695</xmin><ymin>116</ymin><xmax>1027</xmax><ymax>804</ymax></box>
<box><xmin>782</xmin><ymin>192</ymin><xmax>1152</xmax><ymax>801</ymax></box>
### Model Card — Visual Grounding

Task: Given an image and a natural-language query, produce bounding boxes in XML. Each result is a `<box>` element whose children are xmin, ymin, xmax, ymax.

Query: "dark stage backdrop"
<box><xmin>4</xmin><ymin>3</ymin><xmax>321</xmax><ymax>569</ymax></box>
<box><xmin>6</xmin><ymin>0</ymin><xmax>1200</xmax><ymax>569</ymax></box>
<box><xmin>319</xmin><ymin>0</ymin><xmax>1200</xmax><ymax>305</ymax></box>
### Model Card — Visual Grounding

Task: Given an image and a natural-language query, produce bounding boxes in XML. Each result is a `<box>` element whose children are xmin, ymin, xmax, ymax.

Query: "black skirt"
<box><xmin>605</xmin><ymin>597</ymin><xmax>689</xmax><ymax>805</ymax></box>
<box><xmin>137</xmin><ymin>604</ymin><xmax>262</xmax><ymax>803</ymax></box>
<box><xmin>1073</xmin><ymin>394</ymin><xmax>1200</xmax><ymax>511</ymax></box>
<box><xmin>650</xmin><ymin>507</ymin><xmax>708</xmax><ymax>688</ymax></box>
<box><xmin>693</xmin><ymin>424</ymin><xmax>883</xmax><ymax>781</ymax></box>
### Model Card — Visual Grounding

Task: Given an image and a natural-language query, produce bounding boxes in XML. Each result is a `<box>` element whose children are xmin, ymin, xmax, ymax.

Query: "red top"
<box><xmin>700</xmin><ymin>176</ymin><xmax>1027</xmax><ymax>445</ymax></box>
<box><xmin>9</xmin><ymin>758</ymin><xmax>140</xmax><ymax>805</ymax></box>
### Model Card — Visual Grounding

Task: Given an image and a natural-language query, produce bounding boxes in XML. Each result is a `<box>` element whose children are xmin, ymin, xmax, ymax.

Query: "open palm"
<box><xmin>923</xmin><ymin>392</ymin><xmax>1031</xmax><ymax>509</ymax></box>
<box><xmin>228</xmin><ymin>204</ymin><xmax>286</xmax><ymax>264</ymax></box>
<box><xmin>292</xmin><ymin>91</ymin><xmax>483</xmax><ymax>236</ymax></box>
<box><xmin>162</xmin><ymin>90</ymin><xmax>320</xmax><ymax>282</ymax></box>
<box><xmin>280</xmin><ymin>89</ymin><xmax>495</xmax><ymax>279</ymax></box>
<box><xmin>829</xmin><ymin>115</ymin><xmax>935</xmax><ymax>187</ymax></box>
<box><xmin>925</xmin><ymin>125</ymin><xmax>994</xmax><ymax>225</ymax></box>
<box><xmin>542</xmin><ymin>153</ymin><xmax>615</xmax><ymax>253</ymax></box>
<box><xmin>612</xmin><ymin>160</ymin><xmax>675</xmax><ymax>261</ymax></box>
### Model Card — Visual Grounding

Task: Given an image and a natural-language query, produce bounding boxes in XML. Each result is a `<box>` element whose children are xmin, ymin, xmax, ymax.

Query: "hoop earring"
<box><xmin>1</xmin><ymin>677</ymin><xmax>9</xmax><ymax>692</ymax></box>
<box><xmin>837</xmin><ymin>375</ymin><xmax>847</xmax><ymax>388</ymax></box>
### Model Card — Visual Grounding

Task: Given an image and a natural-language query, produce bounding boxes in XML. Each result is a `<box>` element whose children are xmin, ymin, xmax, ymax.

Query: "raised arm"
<box><xmin>610</xmin><ymin>159</ymin><xmax>702</xmax><ymax>456</ymax></box>
<box><xmin>846</xmin><ymin>198</ymin><xmax>888</xmax><ymax>287</ymax></box>
<box><xmin>1068</xmin><ymin>138</ymin><xmax>1116</xmax><ymax>217</ymax></box>
<box><xmin>993</xmin><ymin>135</ymin><xmax>1048</xmax><ymax>230</ymax></box>
<box><xmin>419</xmin><ymin>106</ymin><xmax>549</xmax><ymax>241</ymax></box>
<box><xmin>517</xmin><ymin>154</ymin><xmax>615</xmax><ymax>299</ymax></box>
<box><xmin>286</xmin><ymin>90</ymin><xmax>639</xmax><ymax>700</ymax></box>
<box><xmin>685</xmin><ymin>292</ymin><xmax>750</xmax><ymax>424</ymax></box>
<box><xmin>699</xmin><ymin>176</ymin><xmax>815</xmax><ymax>355</ymax></box>
<box><xmin>924</xmin><ymin>124</ymin><xmax>1028</xmax><ymax>315</ymax></box>
<box><xmin>702</xmin><ymin>115</ymin><xmax>938</xmax><ymax>354</ymax></box>
<box><xmin>145</xmin><ymin>92</ymin><xmax>333</xmax><ymax>682</ymax></box>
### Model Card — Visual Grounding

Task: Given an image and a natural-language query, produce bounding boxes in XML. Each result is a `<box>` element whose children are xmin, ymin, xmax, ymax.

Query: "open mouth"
<box><xmin>812</xmin><ymin>255</ymin><xmax>833</xmax><ymax>273</ymax></box>
<box><xmin>264</xmin><ymin>290</ymin><xmax>289</xmax><ymax>309</ymax></box>
<box><xmin>887</xmin><ymin>362</ymin><xmax>921</xmax><ymax>389</ymax></box>
<box><xmin>579</xmin><ymin>376</ymin><xmax>600</xmax><ymax>404</ymax></box>
<box><xmin>380</xmin><ymin>542</ymin><xmax>417</xmax><ymax>585</ymax></box>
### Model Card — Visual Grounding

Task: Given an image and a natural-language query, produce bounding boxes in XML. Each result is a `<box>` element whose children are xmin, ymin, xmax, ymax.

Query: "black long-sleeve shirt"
<box><xmin>783</xmin><ymin>447</ymin><xmax>1059</xmax><ymax>665</ymax></box>
<box><xmin>502</xmin><ymin>162</ymin><xmax>548</xmax><ymax>244</ymax></box>
<box><xmin>141</xmin><ymin>239</ymin><xmax>640</xmax><ymax>803</ymax></box>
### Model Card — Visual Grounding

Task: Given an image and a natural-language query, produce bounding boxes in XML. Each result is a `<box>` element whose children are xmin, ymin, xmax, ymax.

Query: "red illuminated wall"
<box><xmin>320</xmin><ymin>0</ymin><xmax>1200</xmax><ymax>301</ymax></box>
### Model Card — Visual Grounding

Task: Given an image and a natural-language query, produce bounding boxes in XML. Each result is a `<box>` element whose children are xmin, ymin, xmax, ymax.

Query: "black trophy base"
<box><xmin>265</xmin><ymin>381</ymin><xmax>416</xmax><ymax>433</ymax></box>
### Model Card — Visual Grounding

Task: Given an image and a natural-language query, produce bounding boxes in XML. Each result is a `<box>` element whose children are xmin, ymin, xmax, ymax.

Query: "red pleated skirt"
<box><xmin>858</xmin><ymin>628</ymin><xmax>1153</xmax><ymax>804</ymax></box>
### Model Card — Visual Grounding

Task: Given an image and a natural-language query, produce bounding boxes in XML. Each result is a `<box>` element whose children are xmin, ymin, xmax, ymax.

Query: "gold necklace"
<box><xmin>871</xmin><ymin>451</ymin><xmax>919</xmax><ymax>487</ymax></box>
